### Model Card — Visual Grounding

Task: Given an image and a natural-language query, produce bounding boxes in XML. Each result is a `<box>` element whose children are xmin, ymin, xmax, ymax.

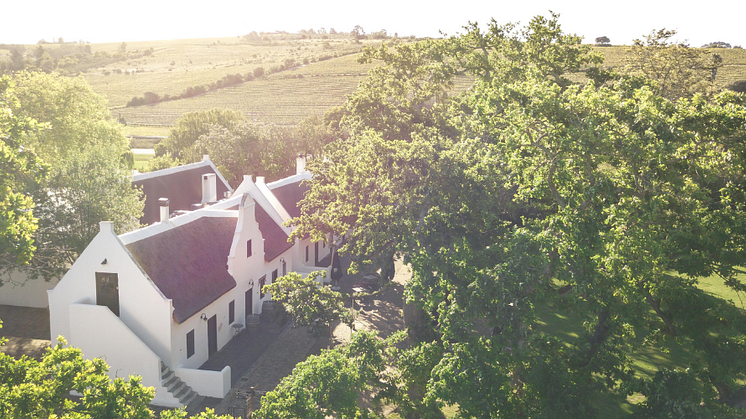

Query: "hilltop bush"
<box><xmin>727</xmin><ymin>79</ymin><xmax>746</xmax><ymax>93</ymax></box>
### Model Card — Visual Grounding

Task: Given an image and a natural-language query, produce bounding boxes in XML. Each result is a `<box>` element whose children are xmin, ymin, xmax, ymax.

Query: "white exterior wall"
<box><xmin>0</xmin><ymin>270</ymin><xmax>59</xmax><ymax>307</ymax></box>
<box><xmin>170</xmin><ymin>290</ymin><xmax>239</xmax><ymax>369</ymax></box>
<box><xmin>174</xmin><ymin>366</ymin><xmax>231</xmax><ymax>398</ymax></box>
<box><xmin>68</xmin><ymin>303</ymin><xmax>181</xmax><ymax>407</ymax></box>
<box><xmin>48</xmin><ymin>222</ymin><xmax>172</xmax><ymax>364</ymax></box>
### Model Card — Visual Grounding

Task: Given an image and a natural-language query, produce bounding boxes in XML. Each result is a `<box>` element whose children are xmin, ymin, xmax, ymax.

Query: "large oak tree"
<box><xmin>289</xmin><ymin>13</ymin><xmax>746</xmax><ymax>418</ymax></box>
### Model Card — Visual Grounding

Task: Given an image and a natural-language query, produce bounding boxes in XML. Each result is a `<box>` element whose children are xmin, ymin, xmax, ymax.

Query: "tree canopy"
<box><xmin>0</xmin><ymin>76</ymin><xmax>46</xmax><ymax>266</ymax></box>
<box><xmin>0</xmin><ymin>71</ymin><xmax>143</xmax><ymax>282</ymax></box>
<box><xmin>154</xmin><ymin>108</ymin><xmax>244</xmax><ymax>161</ymax></box>
<box><xmin>262</xmin><ymin>271</ymin><xmax>351</xmax><ymax>334</ymax></box>
<box><xmin>289</xmin><ymin>13</ymin><xmax>746</xmax><ymax>418</ymax></box>
<box><xmin>625</xmin><ymin>29</ymin><xmax>723</xmax><ymax>101</ymax></box>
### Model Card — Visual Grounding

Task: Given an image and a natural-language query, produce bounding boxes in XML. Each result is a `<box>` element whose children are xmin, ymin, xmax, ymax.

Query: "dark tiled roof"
<box><xmin>271</xmin><ymin>180</ymin><xmax>308</xmax><ymax>219</ymax></box>
<box><xmin>255</xmin><ymin>204</ymin><xmax>292</xmax><ymax>262</ymax></box>
<box><xmin>133</xmin><ymin>164</ymin><xmax>232</xmax><ymax>225</ymax></box>
<box><xmin>125</xmin><ymin>216</ymin><xmax>237</xmax><ymax>323</ymax></box>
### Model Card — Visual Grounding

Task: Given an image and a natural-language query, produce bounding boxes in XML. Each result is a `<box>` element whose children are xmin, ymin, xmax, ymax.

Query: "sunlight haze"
<box><xmin>2</xmin><ymin>0</ymin><xmax>745</xmax><ymax>47</ymax></box>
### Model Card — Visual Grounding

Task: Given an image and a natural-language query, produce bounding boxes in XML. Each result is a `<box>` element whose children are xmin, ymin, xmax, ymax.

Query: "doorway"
<box><xmin>207</xmin><ymin>315</ymin><xmax>217</xmax><ymax>357</ymax></box>
<box><xmin>95</xmin><ymin>272</ymin><xmax>120</xmax><ymax>316</ymax></box>
<box><xmin>245</xmin><ymin>288</ymin><xmax>253</xmax><ymax>318</ymax></box>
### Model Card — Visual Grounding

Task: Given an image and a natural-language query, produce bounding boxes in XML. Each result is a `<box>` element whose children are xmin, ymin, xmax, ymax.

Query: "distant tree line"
<box><xmin>701</xmin><ymin>41</ymin><xmax>741</xmax><ymax>48</ymax></box>
<box><xmin>0</xmin><ymin>43</ymin><xmax>153</xmax><ymax>76</ymax></box>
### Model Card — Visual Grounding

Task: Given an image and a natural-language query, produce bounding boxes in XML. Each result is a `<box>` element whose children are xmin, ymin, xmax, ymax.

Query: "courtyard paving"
<box><xmin>0</xmin><ymin>305</ymin><xmax>51</xmax><ymax>360</ymax></box>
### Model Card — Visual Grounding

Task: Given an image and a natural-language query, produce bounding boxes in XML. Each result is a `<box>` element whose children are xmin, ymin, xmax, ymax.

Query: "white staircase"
<box><xmin>160</xmin><ymin>362</ymin><xmax>200</xmax><ymax>407</ymax></box>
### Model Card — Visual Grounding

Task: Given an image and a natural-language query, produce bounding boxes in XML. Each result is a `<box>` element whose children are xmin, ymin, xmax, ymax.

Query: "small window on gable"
<box><xmin>187</xmin><ymin>330</ymin><xmax>195</xmax><ymax>358</ymax></box>
<box><xmin>305</xmin><ymin>245</ymin><xmax>309</xmax><ymax>262</ymax></box>
<box><xmin>229</xmin><ymin>300</ymin><xmax>235</xmax><ymax>324</ymax></box>
<box><xmin>247</xmin><ymin>239</ymin><xmax>252</xmax><ymax>258</ymax></box>
<box><xmin>259</xmin><ymin>275</ymin><xmax>267</xmax><ymax>299</ymax></box>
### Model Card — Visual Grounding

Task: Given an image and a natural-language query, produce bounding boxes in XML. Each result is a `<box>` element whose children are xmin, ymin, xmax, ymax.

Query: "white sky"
<box><xmin>2</xmin><ymin>1</ymin><xmax>745</xmax><ymax>48</ymax></box>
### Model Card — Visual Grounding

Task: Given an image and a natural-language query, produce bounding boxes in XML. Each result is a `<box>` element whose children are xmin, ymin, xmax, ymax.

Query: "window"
<box><xmin>229</xmin><ymin>300</ymin><xmax>235</xmax><ymax>324</ymax></box>
<box><xmin>272</xmin><ymin>269</ymin><xmax>278</xmax><ymax>283</ymax></box>
<box><xmin>259</xmin><ymin>275</ymin><xmax>266</xmax><ymax>299</ymax></box>
<box><xmin>186</xmin><ymin>330</ymin><xmax>195</xmax><ymax>358</ymax></box>
<box><xmin>282</xmin><ymin>260</ymin><xmax>287</xmax><ymax>276</ymax></box>
<box><xmin>95</xmin><ymin>272</ymin><xmax>120</xmax><ymax>316</ymax></box>
<box><xmin>246</xmin><ymin>239</ymin><xmax>252</xmax><ymax>257</ymax></box>
<box><xmin>305</xmin><ymin>245</ymin><xmax>309</xmax><ymax>262</ymax></box>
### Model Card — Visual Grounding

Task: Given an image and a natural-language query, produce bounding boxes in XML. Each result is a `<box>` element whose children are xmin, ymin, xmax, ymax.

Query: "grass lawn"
<box><xmin>122</xmin><ymin>125</ymin><xmax>171</xmax><ymax>138</ymax></box>
<box><xmin>132</xmin><ymin>151</ymin><xmax>154</xmax><ymax>172</ymax></box>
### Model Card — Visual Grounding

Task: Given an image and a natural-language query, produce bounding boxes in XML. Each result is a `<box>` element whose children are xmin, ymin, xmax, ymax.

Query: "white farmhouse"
<box><xmin>0</xmin><ymin>155</ymin><xmax>232</xmax><ymax>308</ymax></box>
<box><xmin>47</xmin><ymin>163</ymin><xmax>331</xmax><ymax>407</ymax></box>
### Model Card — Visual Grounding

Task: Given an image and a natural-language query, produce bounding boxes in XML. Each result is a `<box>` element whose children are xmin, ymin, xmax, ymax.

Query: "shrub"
<box><xmin>727</xmin><ymin>80</ymin><xmax>746</xmax><ymax>93</ymax></box>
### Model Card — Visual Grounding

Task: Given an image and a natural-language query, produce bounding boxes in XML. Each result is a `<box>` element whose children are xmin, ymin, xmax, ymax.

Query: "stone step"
<box><xmin>160</xmin><ymin>360</ymin><xmax>199</xmax><ymax>408</ymax></box>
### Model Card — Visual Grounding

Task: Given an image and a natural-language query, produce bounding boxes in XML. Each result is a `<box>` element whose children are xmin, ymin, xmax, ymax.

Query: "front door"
<box><xmin>207</xmin><ymin>315</ymin><xmax>218</xmax><ymax>357</ymax></box>
<box><xmin>245</xmin><ymin>288</ymin><xmax>253</xmax><ymax>318</ymax></box>
<box><xmin>95</xmin><ymin>272</ymin><xmax>120</xmax><ymax>316</ymax></box>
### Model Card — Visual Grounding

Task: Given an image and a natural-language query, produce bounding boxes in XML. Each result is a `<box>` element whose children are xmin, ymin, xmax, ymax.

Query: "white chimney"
<box><xmin>158</xmin><ymin>197</ymin><xmax>170</xmax><ymax>222</ymax></box>
<box><xmin>202</xmin><ymin>173</ymin><xmax>217</xmax><ymax>203</ymax></box>
<box><xmin>296</xmin><ymin>153</ymin><xmax>306</xmax><ymax>175</ymax></box>
<box><xmin>99</xmin><ymin>221</ymin><xmax>115</xmax><ymax>233</ymax></box>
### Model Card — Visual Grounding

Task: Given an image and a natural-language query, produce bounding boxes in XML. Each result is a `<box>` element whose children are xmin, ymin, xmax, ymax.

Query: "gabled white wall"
<box><xmin>227</xmin><ymin>194</ymin><xmax>267</xmax><ymax>320</ymax></box>
<box><xmin>48</xmin><ymin>222</ymin><xmax>173</xmax><ymax>364</ymax></box>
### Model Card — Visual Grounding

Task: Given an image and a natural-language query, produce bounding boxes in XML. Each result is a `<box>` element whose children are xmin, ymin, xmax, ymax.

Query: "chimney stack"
<box><xmin>202</xmin><ymin>173</ymin><xmax>217</xmax><ymax>203</ymax></box>
<box><xmin>296</xmin><ymin>153</ymin><xmax>306</xmax><ymax>175</ymax></box>
<box><xmin>159</xmin><ymin>197</ymin><xmax>170</xmax><ymax>222</ymax></box>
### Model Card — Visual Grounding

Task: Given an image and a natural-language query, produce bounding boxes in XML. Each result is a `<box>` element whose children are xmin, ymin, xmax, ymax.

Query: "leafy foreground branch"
<box><xmin>0</xmin><ymin>322</ymin><xmax>232</xmax><ymax>419</ymax></box>
<box><xmin>262</xmin><ymin>270</ymin><xmax>352</xmax><ymax>336</ymax></box>
<box><xmin>255</xmin><ymin>330</ymin><xmax>444</xmax><ymax>419</ymax></box>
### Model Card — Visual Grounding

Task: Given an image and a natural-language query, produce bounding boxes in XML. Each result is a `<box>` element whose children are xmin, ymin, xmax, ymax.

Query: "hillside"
<box><xmin>110</xmin><ymin>43</ymin><xmax>746</xmax><ymax>129</ymax></box>
<box><xmin>113</xmin><ymin>53</ymin><xmax>377</xmax><ymax>126</ymax></box>
<box><xmin>4</xmin><ymin>37</ymin><xmax>746</xmax><ymax>135</ymax></box>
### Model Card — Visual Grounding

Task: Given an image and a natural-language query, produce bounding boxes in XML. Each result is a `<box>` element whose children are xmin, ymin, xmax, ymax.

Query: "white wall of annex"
<box><xmin>0</xmin><ymin>270</ymin><xmax>59</xmax><ymax>307</ymax></box>
<box><xmin>170</xmin><ymin>290</ymin><xmax>240</xmax><ymax>370</ymax></box>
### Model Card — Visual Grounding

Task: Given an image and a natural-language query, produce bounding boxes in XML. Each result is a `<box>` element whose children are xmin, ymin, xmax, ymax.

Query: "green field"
<box><xmin>82</xmin><ymin>34</ymin><xmax>383</xmax><ymax>108</ymax></box>
<box><xmin>591</xmin><ymin>45</ymin><xmax>746</xmax><ymax>89</ymax></box>
<box><xmin>114</xmin><ymin>53</ymin><xmax>377</xmax><ymax>126</ymax></box>
<box><xmin>107</xmin><ymin>42</ymin><xmax>746</xmax><ymax>133</ymax></box>
<box><xmin>5</xmin><ymin>36</ymin><xmax>746</xmax><ymax>140</ymax></box>
<box><xmin>132</xmin><ymin>151</ymin><xmax>154</xmax><ymax>171</ymax></box>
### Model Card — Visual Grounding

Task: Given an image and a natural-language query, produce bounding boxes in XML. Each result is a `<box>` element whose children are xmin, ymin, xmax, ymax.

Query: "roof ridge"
<box><xmin>119</xmin><ymin>208</ymin><xmax>238</xmax><ymax>245</ymax></box>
